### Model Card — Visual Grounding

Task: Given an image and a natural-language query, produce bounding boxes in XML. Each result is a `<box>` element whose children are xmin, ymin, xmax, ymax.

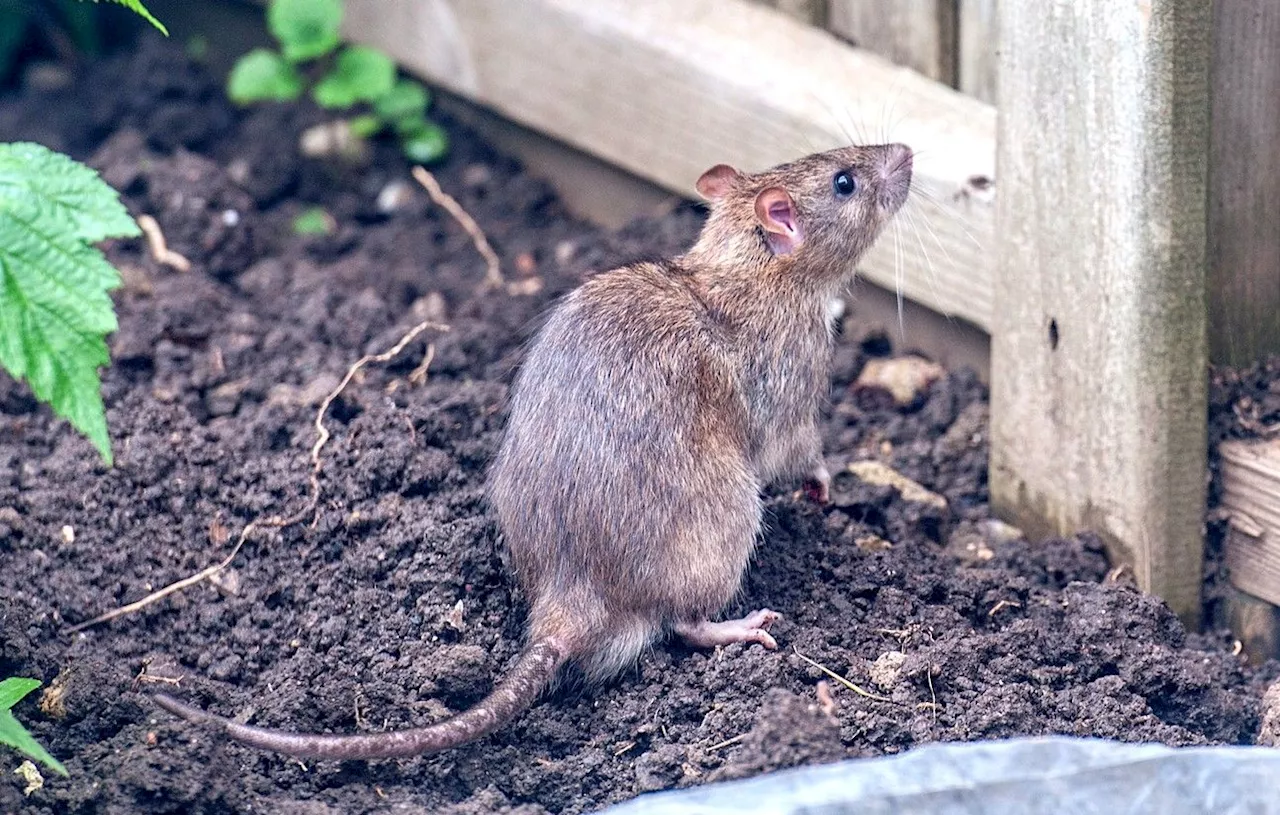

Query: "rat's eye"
<box><xmin>833</xmin><ymin>170</ymin><xmax>857</xmax><ymax>197</ymax></box>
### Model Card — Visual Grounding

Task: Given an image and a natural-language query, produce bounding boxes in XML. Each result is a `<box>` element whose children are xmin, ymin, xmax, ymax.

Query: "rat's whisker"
<box><xmin>903</xmin><ymin>206</ymin><xmax>950</xmax><ymax>323</ymax></box>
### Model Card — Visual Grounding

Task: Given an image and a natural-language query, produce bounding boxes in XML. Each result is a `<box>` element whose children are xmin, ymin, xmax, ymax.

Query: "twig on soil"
<box><xmin>132</xmin><ymin>670</ymin><xmax>182</xmax><ymax>689</ymax></box>
<box><xmin>65</xmin><ymin>167</ymin><xmax>525</xmax><ymax>634</ymax></box>
<box><xmin>874</xmin><ymin>627</ymin><xmax>911</xmax><ymax>641</ymax></box>
<box><xmin>412</xmin><ymin>166</ymin><xmax>504</xmax><ymax>292</ymax></box>
<box><xmin>309</xmin><ymin>320</ymin><xmax>448</xmax><ymax>498</ymax></box>
<box><xmin>987</xmin><ymin>599</ymin><xmax>1021</xmax><ymax>617</ymax></box>
<box><xmin>407</xmin><ymin>342</ymin><xmax>437</xmax><ymax>386</ymax></box>
<box><xmin>65</xmin><ymin>516</ymin><xmax>289</xmax><ymax>633</ymax></box>
<box><xmin>68</xmin><ymin>315</ymin><xmax>452</xmax><ymax>632</ymax></box>
<box><xmin>136</xmin><ymin>214</ymin><xmax>192</xmax><ymax>272</ymax></box>
<box><xmin>706</xmin><ymin>734</ymin><xmax>746</xmax><ymax>752</ymax></box>
<box><xmin>792</xmin><ymin>648</ymin><xmax>894</xmax><ymax>704</ymax></box>
<box><xmin>924</xmin><ymin>666</ymin><xmax>939</xmax><ymax>726</ymax></box>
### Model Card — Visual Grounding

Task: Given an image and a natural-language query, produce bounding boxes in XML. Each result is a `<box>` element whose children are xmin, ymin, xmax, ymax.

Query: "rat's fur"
<box><xmin>155</xmin><ymin>142</ymin><xmax>913</xmax><ymax>760</ymax></box>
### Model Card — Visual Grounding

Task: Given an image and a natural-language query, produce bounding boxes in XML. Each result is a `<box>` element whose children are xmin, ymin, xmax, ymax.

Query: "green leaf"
<box><xmin>90</xmin><ymin>0</ymin><xmax>169</xmax><ymax>36</ymax></box>
<box><xmin>312</xmin><ymin>46</ymin><xmax>396</xmax><ymax>109</ymax></box>
<box><xmin>0</xmin><ymin>142</ymin><xmax>140</xmax><ymax>465</ymax></box>
<box><xmin>291</xmin><ymin>207</ymin><xmax>333</xmax><ymax>236</ymax></box>
<box><xmin>0</xmin><ymin>678</ymin><xmax>67</xmax><ymax>777</ymax></box>
<box><xmin>347</xmin><ymin>114</ymin><xmax>384</xmax><ymax>139</ymax></box>
<box><xmin>227</xmin><ymin>49</ymin><xmax>303</xmax><ymax>104</ymax></box>
<box><xmin>400</xmin><ymin>122</ymin><xmax>449</xmax><ymax>164</ymax></box>
<box><xmin>373</xmin><ymin>80</ymin><xmax>430</xmax><ymax>128</ymax></box>
<box><xmin>0</xmin><ymin>144</ymin><xmax>139</xmax><ymax>244</ymax></box>
<box><xmin>268</xmin><ymin>0</ymin><xmax>342</xmax><ymax>63</ymax></box>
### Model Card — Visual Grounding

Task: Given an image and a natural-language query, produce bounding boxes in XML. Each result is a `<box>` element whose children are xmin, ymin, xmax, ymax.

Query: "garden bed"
<box><xmin>1</xmin><ymin>36</ymin><xmax>1276</xmax><ymax>815</ymax></box>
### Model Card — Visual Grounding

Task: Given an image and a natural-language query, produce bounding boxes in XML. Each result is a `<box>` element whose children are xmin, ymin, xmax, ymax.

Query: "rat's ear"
<box><xmin>695</xmin><ymin>164</ymin><xmax>742</xmax><ymax>201</ymax></box>
<box><xmin>754</xmin><ymin>187</ymin><xmax>803</xmax><ymax>255</ymax></box>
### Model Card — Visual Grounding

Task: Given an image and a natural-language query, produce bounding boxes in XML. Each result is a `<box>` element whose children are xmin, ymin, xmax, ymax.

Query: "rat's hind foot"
<box><xmin>803</xmin><ymin>463</ymin><xmax>831</xmax><ymax>504</ymax></box>
<box><xmin>675</xmin><ymin>609</ymin><xmax>781</xmax><ymax>651</ymax></box>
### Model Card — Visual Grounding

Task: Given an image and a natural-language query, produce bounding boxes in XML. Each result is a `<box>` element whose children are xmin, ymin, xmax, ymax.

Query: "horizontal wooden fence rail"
<box><xmin>340</xmin><ymin>0</ymin><xmax>998</xmax><ymax>335</ymax></box>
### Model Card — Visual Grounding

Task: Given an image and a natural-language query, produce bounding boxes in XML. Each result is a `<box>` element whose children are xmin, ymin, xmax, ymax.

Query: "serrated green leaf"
<box><xmin>0</xmin><ymin>142</ymin><xmax>137</xmax><ymax>465</ymax></box>
<box><xmin>89</xmin><ymin>0</ymin><xmax>168</xmax><ymax>36</ymax></box>
<box><xmin>227</xmin><ymin>48</ymin><xmax>303</xmax><ymax>104</ymax></box>
<box><xmin>312</xmin><ymin>46</ymin><xmax>396</xmax><ymax>109</ymax></box>
<box><xmin>0</xmin><ymin>678</ymin><xmax>67</xmax><ymax>777</ymax></box>
<box><xmin>373</xmin><ymin>79</ymin><xmax>429</xmax><ymax>127</ymax></box>
<box><xmin>400</xmin><ymin>122</ymin><xmax>449</xmax><ymax>164</ymax></box>
<box><xmin>269</xmin><ymin>0</ymin><xmax>342</xmax><ymax>63</ymax></box>
<box><xmin>0</xmin><ymin>143</ymin><xmax>139</xmax><ymax>244</ymax></box>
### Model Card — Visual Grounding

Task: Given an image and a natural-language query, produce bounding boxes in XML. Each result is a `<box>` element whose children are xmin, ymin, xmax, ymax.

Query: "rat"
<box><xmin>153</xmin><ymin>141</ymin><xmax>914</xmax><ymax>760</ymax></box>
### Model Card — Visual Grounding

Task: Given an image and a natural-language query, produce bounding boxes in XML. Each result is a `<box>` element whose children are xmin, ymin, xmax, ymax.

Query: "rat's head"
<box><xmin>694</xmin><ymin>143</ymin><xmax>912</xmax><ymax>283</ymax></box>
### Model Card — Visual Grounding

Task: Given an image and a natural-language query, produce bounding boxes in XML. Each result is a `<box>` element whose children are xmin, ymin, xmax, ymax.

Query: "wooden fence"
<box><xmin>333</xmin><ymin>0</ymin><xmax>1280</xmax><ymax>651</ymax></box>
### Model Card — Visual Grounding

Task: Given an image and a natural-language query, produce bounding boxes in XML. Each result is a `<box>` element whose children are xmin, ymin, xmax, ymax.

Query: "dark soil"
<box><xmin>1</xmin><ymin>37</ymin><xmax>1276</xmax><ymax>815</ymax></box>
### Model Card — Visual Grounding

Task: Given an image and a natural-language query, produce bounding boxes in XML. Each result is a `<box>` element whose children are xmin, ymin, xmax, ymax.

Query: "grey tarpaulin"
<box><xmin>599</xmin><ymin>736</ymin><xmax>1280</xmax><ymax>814</ymax></box>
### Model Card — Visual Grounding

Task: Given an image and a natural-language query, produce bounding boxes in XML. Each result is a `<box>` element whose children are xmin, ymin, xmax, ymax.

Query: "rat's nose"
<box><xmin>881</xmin><ymin>143</ymin><xmax>913</xmax><ymax>180</ymax></box>
<box><xmin>877</xmin><ymin>143</ymin><xmax>913</xmax><ymax>213</ymax></box>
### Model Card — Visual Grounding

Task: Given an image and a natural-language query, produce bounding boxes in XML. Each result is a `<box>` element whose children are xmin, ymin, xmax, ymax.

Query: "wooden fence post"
<box><xmin>827</xmin><ymin>0</ymin><xmax>956</xmax><ymax>85</ymax></box>
<box><xmin>957</xmin><ymin>0</ymin><xmax>996</xmax><ymax>104</ymax></box>
<box><xmin>1208</xmin><ymin>1</ymin><xmax>1280</xmax><ymax>366</ymax></box>
<box><xmin>990</xmin><ymin>1</ymin><xmax>1212</xmax><ymax>627</ymax></box>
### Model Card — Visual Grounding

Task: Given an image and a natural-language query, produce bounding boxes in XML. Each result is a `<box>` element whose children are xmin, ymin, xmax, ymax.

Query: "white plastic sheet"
<box><xmin>600</xmin><ymin>736</ymin><xmax>1280</xmax><ymax>814</ymax></box>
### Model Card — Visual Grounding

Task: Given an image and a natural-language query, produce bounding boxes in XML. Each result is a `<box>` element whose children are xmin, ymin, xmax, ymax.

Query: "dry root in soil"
<box><xmin>65</xmin><ymin>168</ymin><xmax>509</xmax><ymax>633</ymax></box>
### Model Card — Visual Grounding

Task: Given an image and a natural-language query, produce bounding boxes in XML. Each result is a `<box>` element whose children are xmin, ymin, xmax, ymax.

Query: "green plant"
<box><xmin>292</xmin><ymin>206</ymin><xmax>334</xmax><ymax>236</ymax></box>
<box><xmin>0</xmin><ymin>0</ymin><xmax>167</xmax><ymax>85</ymax></box>
<box><xmin>0</xmin><ymin>0</ymin><xmax>161</xmax><ymax>467</ymax></box>
<box><xmin>0</xmin><ymin>677</ymin><xmax>67</xmax><ymax>777</ymax></box>
<box><xmin>0</xmin><ymin>142</ymin><xmax>139</xmax><ymax>465</ymax></box>
<box><xmin>227</xmin><ymin>0</ymin><xmax>448</xmax><ymax>164</ymax></box>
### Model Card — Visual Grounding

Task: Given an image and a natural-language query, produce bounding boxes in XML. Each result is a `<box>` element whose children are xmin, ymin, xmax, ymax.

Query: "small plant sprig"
<box><xmin>0</xmin><ymin>0</ymin><xmax>167</xmax><ymax>85</ymax></box>
<box><xmin>0</xmin><ymin>142</ymin><xmax>139</xmax><ymax>464</ymax></box>
<box><xmin>0</xmin><ymin>677</ymin><xmax>67</xmax><ymax>777</ymax></box>
<box><xmin>292</xmin><ymin>206</ymin><xmax>335</xmax><ymax>236</ymax></box>
<box><xmin>91</xmin><ymin>1</ymin><xmax>166</xmax><ymax>34</ymax></box>
<box><xmin>228</xmin><ymin>0</ymin><xmax>448</xmax><ymax>164</ymax></box>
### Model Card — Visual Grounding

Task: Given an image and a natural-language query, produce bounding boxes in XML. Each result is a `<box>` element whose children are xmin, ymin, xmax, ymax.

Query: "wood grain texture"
<box><xmin>1208</xmin><ymin>2</ymin><xmax>1280</xmax><ymax>366</ymax></box>
<box><xmin>957</xmin><ymin>0</ymin><xmax>996</xmax><ymax>104</ymax></box>
<box><xmin>745</xmin><ymin>0</ymin><xmax>828</xmax><ymax>26</ymax></box>
<box><xmin>990</xmin><ymin>0</ymin><xmax>1212</xmax><ymax>626</ymax></box>
<box><xmin>828</xmin><ymin>0</ymin><xmax>956</xmax><ymax>84</ymax></box>
<box><xmin>1221</xmin><ymin>438</ymin><xmax>1280</xmax><ymax>661</ymax></box>
<box><xmin>340</xmin><ymin>0</ymin><xmax>997</xmax><ymax>332</ymax></box>
<box><xmin>1220</xmin><ymin>440</ymin><xmax>1280</xmax><ymax>607</ymax></box>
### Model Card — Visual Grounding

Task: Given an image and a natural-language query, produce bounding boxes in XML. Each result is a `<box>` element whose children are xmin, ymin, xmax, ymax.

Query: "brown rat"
<box><xmin>154</xmin><ymin>141</ymin><xmax>914</xmax><ymax>759</ymax></box>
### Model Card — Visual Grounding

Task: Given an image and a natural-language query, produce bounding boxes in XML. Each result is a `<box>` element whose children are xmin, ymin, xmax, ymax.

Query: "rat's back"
<box><xmin>486</xmin><ymin>262</ymin><xmax>758</xmax><ymax>673</ymax></box>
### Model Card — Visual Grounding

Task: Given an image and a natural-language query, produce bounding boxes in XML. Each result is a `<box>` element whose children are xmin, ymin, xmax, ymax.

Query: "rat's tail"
<box><xmin>153</xmin><ymin>639</ymin><xmax>564</xmax><ymax>760</ymax></box>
